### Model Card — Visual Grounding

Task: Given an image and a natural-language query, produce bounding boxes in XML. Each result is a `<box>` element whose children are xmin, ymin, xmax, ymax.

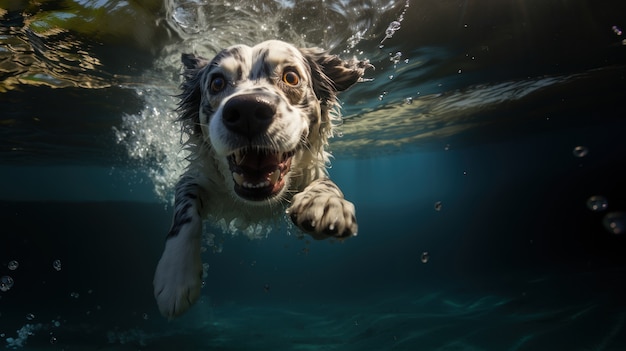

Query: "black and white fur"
<box><xmin>153</xmin><ymin>40</ymin><xmax>368</xmax><ymax>318</ymax></box>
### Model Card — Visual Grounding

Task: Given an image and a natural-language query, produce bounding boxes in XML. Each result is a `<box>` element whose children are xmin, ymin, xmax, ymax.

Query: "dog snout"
<box><xmin>222</xmin><ymin>94</ymin><xmax>276</xmax><ymax>138</ymax></box>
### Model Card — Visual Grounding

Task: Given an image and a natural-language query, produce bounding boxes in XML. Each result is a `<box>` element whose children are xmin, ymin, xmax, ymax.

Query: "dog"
<box><xmin>153</xmin><ymin>40</ymin><xmax>369</xmax><ymax>318</ymax></box>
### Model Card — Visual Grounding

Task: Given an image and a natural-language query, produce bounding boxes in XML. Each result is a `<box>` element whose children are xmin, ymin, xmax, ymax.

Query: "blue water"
<box><xmin>2</xmin><ymin>0</ymin><xmax>626</xmax><ymax>350</ymax></box>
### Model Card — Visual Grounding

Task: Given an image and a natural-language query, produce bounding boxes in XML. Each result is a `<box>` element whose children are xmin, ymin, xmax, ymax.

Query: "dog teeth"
<box><xmin>232</xmin><ymin>172</ymin><xmax>244</xmax><ymax>186</ymax></box>
<box><xmin>232</xmin><ymin>171</ymin><xmax>274</xmax><ymax>189</ymax></box>
<box><xmin>269</xmin><ymin>169</ymin><xmax>281</xmax><ymax>184</ymax></box>
<box><xmin>234</xmin><ymin>150</ymin><xmax>244</xmax><ymax>165</ymax></box>
<box><xmin>241</xmin><ymin>180</ymin><xmax>270</xmax><ymax>189</ymax></box>
<box><xmin>232</xmin><ymin>170</ymin><xmax>281</xmax><ymax>189</ymax></box>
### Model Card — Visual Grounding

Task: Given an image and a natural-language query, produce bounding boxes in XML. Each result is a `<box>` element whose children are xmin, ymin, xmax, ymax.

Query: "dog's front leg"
<box><xmin>288</xmin><ymin>178</ymin><xmax>358</xmax><ymax>240</ymax></box>
<box><xmin>153</xmin><ymin>174</ymin><xmax>205</xmax><ymax>318</ymax></box>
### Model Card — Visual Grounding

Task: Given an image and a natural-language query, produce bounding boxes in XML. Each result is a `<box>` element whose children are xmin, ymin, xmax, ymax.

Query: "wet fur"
<box><xmin>153</xmin><ymin>40</ymin><xmax>368</xmax><ymax>318</ymax></box>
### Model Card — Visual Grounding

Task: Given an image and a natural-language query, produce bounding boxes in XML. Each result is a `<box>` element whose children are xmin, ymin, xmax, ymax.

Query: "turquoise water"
<box><xmin>2</xmin><ymin>0</ymin><xmax>626</xmax><ymax>350</ymax></box>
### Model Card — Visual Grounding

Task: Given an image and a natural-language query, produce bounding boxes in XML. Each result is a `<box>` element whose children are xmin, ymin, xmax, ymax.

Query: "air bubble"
<box><xmin>26</xmin><ymin>313</ymin><xmax>35</xmax><ymax>321</ymax></box>
<box><xmin>0</xmin><ymin>276</ymin><xmax>14</xmax><ymax>292</ymax></box>
<box><xmin>421</xmin><ymin>252</ymin><xmax>430</xmax><ymax>263</ymax></box>
<box><xmin>52</xmin><ymin>259</ymin><xmax>62</xmax><ymax>271</ymax></box>
<box><xmin>603</xmin><ymin>212</ymin><xmax>626</xmax><ymax>235</ymax></box>
<box><xmin>434</xmin><ymin>201</ymin><xmax>443</xmax><ymax>211</ymax></box>
<box><xmin>572</xmin><ymin>146</ymin><xmax>589</xmax><ymax>158</ymax></box>
<box><xmin>50</xmin><ymin>336</ymin><xmax>57</xmax><ymax>344</ymax></box>
<box><xmin>381</xmin><ymin>21</ymin><xmax>402</xmax><ymax>43</ymax></box>
<box><xmin>586</xmin><ymin>195</ymin><xmax>608</xmax><ymax>212</ymax></box>
<box><xmin>7</xmin><ymin>260</ymin><xmax>18</xmax><ymax>271</ymax></box>
<box><xmin>386</xmin><ymin>21</ymin><xmax>401</xmax><ymax>36</ymax></box>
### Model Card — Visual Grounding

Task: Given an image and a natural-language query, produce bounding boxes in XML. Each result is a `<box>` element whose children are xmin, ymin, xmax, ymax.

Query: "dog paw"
<box><xmin>288</xmin><ymin>189</ymin><xmax>358</xmax><ymax>239</ymax></box>
<box><xmin>153</xmin><ymin>236</ymin><xmax>203</xmax><ymax>318</ymax></box>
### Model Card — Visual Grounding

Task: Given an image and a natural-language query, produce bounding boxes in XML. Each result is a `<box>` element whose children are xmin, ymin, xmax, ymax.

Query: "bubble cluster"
<box><xmin>586</xmin><ymin>195</ymin><xmax>608</xmax><ymax>212</ymax></box>
<box><xmin>5</xmin><ymin>323</ymin><xmax>43</xmax><ymax>348</ymax></box>
<box><xmin>0</xmin><ymin>276</ymin><xmax>14</xmax><ymax>292</ymax></box>
<box><xmin>52</xmin><ymin>259</ymin><xmax>62</xmax><ymax>271</ymax></box>
<box><xmin>379</xmin><ymin>0</ymin><xmax>409</xmax><ymax>45</ymax></box>
<box><xmin>420</xmin><ymin>252</ymin><xmax>430</xmax><ymax>263</ymax></box>
<box><xmin>389</xmin><ymin>51</ymin><xmax>402</xmax><ymax>65</ymax></box>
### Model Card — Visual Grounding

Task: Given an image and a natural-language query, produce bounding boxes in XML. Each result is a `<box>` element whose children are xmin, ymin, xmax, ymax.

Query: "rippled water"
<box><xmin>2</xmin><ymin>0</ymin><xmax>626</xmax><ymax>350</ymax></box>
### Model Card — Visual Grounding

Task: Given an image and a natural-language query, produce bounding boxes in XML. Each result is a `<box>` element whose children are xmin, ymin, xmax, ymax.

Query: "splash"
<box><xmin>114</xmin><ymin>0</ymin><xmax>410</xmax><ymax>205</ymax></box>
<box><xmin>113</xmin><ymin>87</ymin><xmax>188</xmax><ymax>203</ymax></box>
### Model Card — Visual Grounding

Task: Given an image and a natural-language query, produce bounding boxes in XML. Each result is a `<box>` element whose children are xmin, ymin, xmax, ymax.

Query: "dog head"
<box><xmin>177</xmin><ymin>40</ymin><xmax>368</xmax><ymax>202</ymax></box>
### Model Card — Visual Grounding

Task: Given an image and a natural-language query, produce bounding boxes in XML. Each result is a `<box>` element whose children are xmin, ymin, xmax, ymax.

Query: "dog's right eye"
<box><xmin>210</xmin><ymin>76</ymin><xmax>226</xmax><ymax>93</ymax></box>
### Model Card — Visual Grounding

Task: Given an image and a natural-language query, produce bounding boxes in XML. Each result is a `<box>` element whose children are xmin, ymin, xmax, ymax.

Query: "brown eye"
<box><xmin>210</xmin><ymin>76</ymin><xmax>226</xmax><ymax>93</ymax></box>
<box><xmin>282</xmin><ymin>70</ymin><xmax>300</xmax><ymax>86</ymax></box>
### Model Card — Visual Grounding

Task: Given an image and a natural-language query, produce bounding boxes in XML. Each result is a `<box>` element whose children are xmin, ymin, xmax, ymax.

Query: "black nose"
<box><xmin>222</xmin><ymin>94</ymin><xmax>276</xmax><ymax>139</ymax></box>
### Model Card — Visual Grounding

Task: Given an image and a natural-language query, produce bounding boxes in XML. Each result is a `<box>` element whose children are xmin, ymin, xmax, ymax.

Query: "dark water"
<box><xmin>2</xmin><ymin>0</ymin><xmax>626</xmax><ymax>350</ymax></box>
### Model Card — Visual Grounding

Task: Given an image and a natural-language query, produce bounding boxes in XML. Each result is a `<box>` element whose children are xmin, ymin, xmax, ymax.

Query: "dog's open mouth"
<box><xmin>228</xmin><ymin>148</ymin><xmax>295</xmax><ymax>201</ymax></box>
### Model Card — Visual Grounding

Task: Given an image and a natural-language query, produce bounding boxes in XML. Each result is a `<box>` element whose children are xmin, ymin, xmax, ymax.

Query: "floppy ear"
<box><xmin>181</xmin><ymin>53</ymin><xmax>209</xmax><ymax>70</ymax></box>
<box><xmin>177</xmin><ymin>53</ymin><xmax>210</xmax><ymax>136</ymax></box>
<box><xmin>300</xmin><ymin>48</ymin><xmax>370</xmax><ymax>102</ymax></box>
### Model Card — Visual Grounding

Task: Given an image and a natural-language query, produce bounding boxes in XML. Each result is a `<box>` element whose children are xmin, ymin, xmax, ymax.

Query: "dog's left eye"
<box><xmin>282</xmin><ymin>70</ymin><xmax>300</xmax><ymax>86</ymax></box>
<box><xmin>210</xmin><ymin>76</ymin><xmax>227</xmax><ymax>93</ymax></box>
